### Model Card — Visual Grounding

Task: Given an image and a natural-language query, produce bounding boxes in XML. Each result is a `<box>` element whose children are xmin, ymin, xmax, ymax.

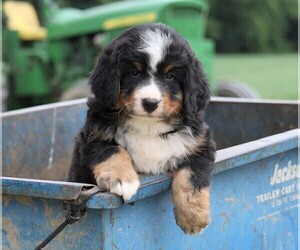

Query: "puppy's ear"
<box><xmin>183</xmin><ymin>58</ymin><xmax>210</xmax><ymax>123</ymax></box>
<box><xmin>89</xmin><ymin>44</ymin><xmax>120</xmax><ymax>109</ymax></box>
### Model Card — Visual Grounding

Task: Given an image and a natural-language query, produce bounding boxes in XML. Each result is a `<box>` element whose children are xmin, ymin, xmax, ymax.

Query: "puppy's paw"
<box><xmin>172</xmin><ymin>168</ymin><xmax>211</xmax><ymax>235</ymax></box>
<box><xmin>93</xmin><ymin>147</ymin><xmax>140</xmax><ymax>201</ymax></box>
<box><xmin>174</xmin><ymin>203</ymin><xmax>211</xmax><ymax>235</ymax></box>
<box><xmin>110</xmin><ymin>179</ymin><xmax>140</xmax><ymax>201</ymax></box>
<box><xmin>95</xmin><ymin>169</ymin><xmax>140</xmax><ymax>201</ymax></box>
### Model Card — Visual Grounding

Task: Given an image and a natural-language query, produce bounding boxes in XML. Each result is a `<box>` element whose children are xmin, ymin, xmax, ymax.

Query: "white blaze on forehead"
<box><xmin>138</xmin><ymin>29</ymin><xmax>171</xmax><ymax>71</ymax></box>
<box><xmin>135</xmin><ymin>79</ymin><xmax>162</xmax><ymax>100</ymax></box>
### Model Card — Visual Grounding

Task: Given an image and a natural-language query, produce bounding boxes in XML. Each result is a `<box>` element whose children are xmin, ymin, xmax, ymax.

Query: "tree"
<box><xmin>206</xmin><ymin>0</ymin><xmax>298</xmax><ymax>53</ymax></box>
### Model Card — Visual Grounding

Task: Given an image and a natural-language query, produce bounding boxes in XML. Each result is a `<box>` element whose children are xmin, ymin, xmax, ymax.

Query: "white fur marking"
<box><xmin>134</xmin><ymin>79</ymin><xmax>163</xmax><ymax>116</ymax></box>
<box><xmin>135</xmin><ymin>80</ymin><xmax>162</xmax><ymax>100</ymax></box>
<box><xmin>110</xmin><ymin>180</ymin><xmax>140</xmax><ymax>201</ymax></box>
<box><xmin>116</xmin><ymin>120</ymin><xmax>200</xmax><ymax>174</ymax></box>
<box><xmin>138</xmin><ymin>29</ymin><xmax>171</xmax><ymax>71</ymax></box>
<box><xmin>110</xmin><ymin>182</ymin><xmax>122</xmax><ymax>196</ymax></box>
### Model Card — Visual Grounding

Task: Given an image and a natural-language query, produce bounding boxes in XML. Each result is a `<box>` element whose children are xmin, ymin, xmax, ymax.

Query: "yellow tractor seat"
<box><xmin>3</xmin><ymin>1</ymin><xmax>47</xmax><ymax>41</ymax></box>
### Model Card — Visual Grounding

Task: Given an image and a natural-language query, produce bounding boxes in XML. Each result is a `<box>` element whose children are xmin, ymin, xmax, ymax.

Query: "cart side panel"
<box><xmin>2</xmin><ymin>196</ymin><xmax>104</xmax><ymax>250</ymax></box>
<box><xmin>2</xmin><ymin>103</ymin><xmax>86</xmax><ymax>181</ymax></box>
<box><xmin>102</xmin><ymin>149</ymin><xmax>298</xmax><ymax>250</ymax></box>
<box><xmin>206</xmin><ymin>100</ymin><xmax>298</xmax><ymax>149</ymax></box>
<box><xmin>3</xmin><ymin>148</ymin><xmax>298</xmax><ymax>249</ymax></box>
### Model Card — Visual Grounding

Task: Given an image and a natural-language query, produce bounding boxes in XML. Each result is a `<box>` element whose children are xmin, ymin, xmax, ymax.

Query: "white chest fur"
<box><xmin>116</xmin><ymin>117</ymin><xmax>199</xmax><ymax>174</ymax></box>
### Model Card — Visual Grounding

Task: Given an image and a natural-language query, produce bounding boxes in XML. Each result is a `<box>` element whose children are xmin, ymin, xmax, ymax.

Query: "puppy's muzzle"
<box><xmin>142</xmin><ymin>98</ymin><xmax>160</xmax><ymax>113</ymax></box>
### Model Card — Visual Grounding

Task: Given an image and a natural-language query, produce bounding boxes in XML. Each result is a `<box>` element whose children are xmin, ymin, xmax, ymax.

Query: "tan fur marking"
<box><xmin>133</xmin><ymin>62</ymin><xmax>143</xmax><ymax>71</ymax></box>
<box><xmin>163</xmin><ymin>94</ymin><xmax>182</xmax><ymax>117</ymax></box>
<box><xmin>115</xmin><ymin>92</ymin><xmax>136</xmax><ymax>110</ymax></box>
<box><xmin>163</xmin><ymin>64</ymin><xmax>174</xmax><ymax>73</ymax></box>
<box><xmin>93</xmin><ymin>147</ymin><xmax>139</xmax><ymax>190</ymax></box>
<box><xmin>172</xmin><ymin>168</ymin><xmax>210</xmax><ymax>234</ymax></box>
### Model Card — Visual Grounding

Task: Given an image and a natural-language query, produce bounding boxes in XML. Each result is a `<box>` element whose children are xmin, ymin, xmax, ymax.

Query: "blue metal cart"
<box><xmin>2</xmin><ymin>97</ymin><xmax>299</xmax><ymax>250</ymax></box>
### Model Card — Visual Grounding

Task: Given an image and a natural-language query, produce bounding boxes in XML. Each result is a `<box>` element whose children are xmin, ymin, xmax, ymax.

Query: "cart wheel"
<box><xmin>216</xmin><ymin>80</ymin><xmax>260</xmax><ymax>99</ymax></box>
<box><xmin>60</xmin><ymin>79</ymin><xmax>90</xmax><ymax>101</ymax></box>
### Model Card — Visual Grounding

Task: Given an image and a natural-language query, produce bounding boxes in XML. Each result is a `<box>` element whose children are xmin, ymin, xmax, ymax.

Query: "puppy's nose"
<box><xmin>142</xmin><ymin>98</ymin><xmax>160</xmax><ymax>113</ymax></box>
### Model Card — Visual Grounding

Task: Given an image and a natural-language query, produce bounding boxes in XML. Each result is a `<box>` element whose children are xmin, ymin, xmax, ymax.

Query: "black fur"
<box><xmin>68</xmin><ymin>23</ymin><xmax>216</xmax><ymax>192</ymax></box>
<box><xmin>181</xmin><ymin>129</ymin><xmax>216</xmax><ymax>190</ymax></box>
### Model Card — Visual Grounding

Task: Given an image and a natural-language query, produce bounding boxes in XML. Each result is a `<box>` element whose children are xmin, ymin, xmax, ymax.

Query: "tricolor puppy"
<box><xmin>68</xmin><ymin>24</ymin><xmax>216</xmax><ymax>234</ymax></box>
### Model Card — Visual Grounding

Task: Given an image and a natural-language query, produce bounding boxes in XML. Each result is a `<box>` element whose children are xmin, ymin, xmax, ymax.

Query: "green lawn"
<box><xmin>214</xmin><ymin>53</ymin><xmax>298</xmax><ymax>100</ymax></box>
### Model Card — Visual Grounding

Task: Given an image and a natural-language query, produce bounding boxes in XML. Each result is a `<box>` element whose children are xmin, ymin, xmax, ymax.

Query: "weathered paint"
<box><xmin>1</xmin><ymin>98</ymin><xmax>299</xmax><ymax>249</ymax></box>
<box><xmin>206</xmin><ymin>97</ymin><xmax>298</xmax><ymax>150</ymax></box>
<box><xmin>2</xmin><ymin>217</ymin><xmax>20</xmax><ymax>250</ymax></box>
<box><xmin>102</xmin><ymin>149</ymin><xmax>298</xmax><ymax>250</ymax></box>
<box><xmin>2</xmin><ymin>149</ymin><xmax>298</xmax><ymax>249</ymax></box>
<box><xmin>2</xmin><ymin>100</ymin><xmax>87</xmax><ymax>181</ymax></box>
<box><xmin>1</xmin><ymin>177</ymin><xmax>92</xmax><ymax>201</ymax></box>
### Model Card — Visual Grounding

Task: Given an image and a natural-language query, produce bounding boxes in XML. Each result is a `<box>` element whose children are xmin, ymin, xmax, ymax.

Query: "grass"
<box><xmin>213</xmin><ymin>53</ymin><xmax>298</xmax><ymax>100</ymax></box>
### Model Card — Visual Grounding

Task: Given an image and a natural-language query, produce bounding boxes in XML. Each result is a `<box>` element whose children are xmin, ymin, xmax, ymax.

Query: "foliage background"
<box><xmin>206</xmin><ymin>0</ymin><xmax>298</xmax><ymax>53</ymax></box>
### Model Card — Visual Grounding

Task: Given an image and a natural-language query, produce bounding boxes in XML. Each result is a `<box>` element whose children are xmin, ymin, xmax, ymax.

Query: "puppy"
<box><xmin>68</xmin><ymin>23</ymin><xmax>216</xmax><ymax>234</ymax></box>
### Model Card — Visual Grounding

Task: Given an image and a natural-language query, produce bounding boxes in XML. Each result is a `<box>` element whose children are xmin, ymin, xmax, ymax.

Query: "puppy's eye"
<box><xmin>165</xmin><ymin>72</ymin><xmax>174</xmax><ymax>80</ymax></box>
<box><xmin>130</xmin><ymin>69</ymin><xmax>140</xmax><ymax>77</ymax></box>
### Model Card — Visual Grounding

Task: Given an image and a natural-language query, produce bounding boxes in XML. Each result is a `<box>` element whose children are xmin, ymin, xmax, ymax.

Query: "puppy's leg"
<box><xmin>93</xmin><ymin>147</ymin><xmax>139</xmax><ymax>201</ymax></box>
<box><xmin>172</xmin><ymin>134</ymin><xmax>215</xmax><ymax>235</ymax></box>
<box><xmin>172</xmin><ymin>168</ymin><xmax>211</xmax><ymax>234</ymax></box>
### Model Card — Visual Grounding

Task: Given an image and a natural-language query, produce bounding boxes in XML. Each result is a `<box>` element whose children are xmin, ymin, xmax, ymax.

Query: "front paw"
<box><xmin>93</xmin><ymin>148</ymin><xmax>140</xmax><ymax>201</ymax></box>
<box><xmin>172</xmin><ymin>168</ymin><xmax>211</xmax><ymax>234</ymax></box>
<box><xmin>95</xmin><ymin>168</ymin><xmax>140</xmax><ymax>201</ymax></box>
<box><xmin>174</xmin><ymin>201</ymin><xmax>211</xmax><ymax>234</ymax></box>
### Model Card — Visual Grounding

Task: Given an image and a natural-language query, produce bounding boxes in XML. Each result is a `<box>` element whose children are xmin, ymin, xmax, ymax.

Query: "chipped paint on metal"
<box><xmin>3</xmin><ymin>217</ymin><xmax>20</xmax><ymax>250</ymax></box>
<box><xmin>14</xmin><ymin>195</ymin><xmax>32</xmax><ymax>205</ymax></box>
<box><xmin>42</xmin><ymin>199</ymin><xmax>53</xmax><ymax>217</ymax></box>
<box><xmin>2</xmin><ymin>195</ymin><xmax>11</xmax><ymax>206</ymax></box>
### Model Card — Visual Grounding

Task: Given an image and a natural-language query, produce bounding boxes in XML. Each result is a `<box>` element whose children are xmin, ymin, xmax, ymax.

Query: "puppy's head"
<box><xmin>89</xmin><ymin>24</ymin><xmax>210</xmax><ymax>123</ymax></box>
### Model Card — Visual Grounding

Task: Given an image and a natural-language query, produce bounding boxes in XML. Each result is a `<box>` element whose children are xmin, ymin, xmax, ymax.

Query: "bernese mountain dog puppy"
<box><xmin>68</xmin><ymin>23</ymin><xmax>216</xmax><ymax>234</ymax></box>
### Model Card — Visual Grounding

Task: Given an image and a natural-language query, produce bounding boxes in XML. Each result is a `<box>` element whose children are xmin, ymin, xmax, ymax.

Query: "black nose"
<box><xmin>142</xmin><ymin>98</ymin><xmax>160</xmax><ymax>113</ymax></box>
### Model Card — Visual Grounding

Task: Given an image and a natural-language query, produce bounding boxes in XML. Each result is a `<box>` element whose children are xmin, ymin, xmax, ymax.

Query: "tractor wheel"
<box><xmin>60</xmin><ymin>79</ymin><xmax>91</xmax><ymax>101</ymax></box>
<box><xmin>216</xmin><ymin>80</ymin><xmax>260</xmax><ymax>99</ymax></box>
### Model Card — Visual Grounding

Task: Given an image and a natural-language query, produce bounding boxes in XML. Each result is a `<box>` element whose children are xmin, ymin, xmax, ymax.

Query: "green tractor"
<box><xmin>3</xmin><ymin>0</ymin><xmax>257</xmax><ymax>111</ymax></box>
<box><xmin>3</xmin><ymin>0</ymin><xmax>215</xmax><ymax>110</ymax></box>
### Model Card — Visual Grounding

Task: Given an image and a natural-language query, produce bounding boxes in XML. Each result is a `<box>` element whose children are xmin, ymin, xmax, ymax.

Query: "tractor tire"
<box><xmin>216</xmin><ymin>80</ymin><xmax>260</xmax><ymax>99</ymax></box>
<box><xmin>60</xmin><ymin>79</ymin><xmax>91</xmax><ymax>101</ymax></box>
